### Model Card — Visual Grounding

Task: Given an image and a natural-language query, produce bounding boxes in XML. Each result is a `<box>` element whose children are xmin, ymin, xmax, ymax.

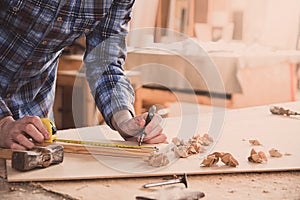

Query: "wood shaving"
<box><xmin>269</xmin><ymin>148</ymin><xmax>282</xmax><ymax>158</ymax></box>
<box><xmin>144</xmin><ymin>134</ymin><xmax>214</xmax><ymax>167</ymax></box>
<box><xmin>173</xmin><ymin>146</ymin><xmax>189</xmax><ymax>158</ymax></box>
<box><xmin>249</xmin><ymin>139</ymin><xmax>262</xmax><ymax>146</ymax></box>
<box><xmin>201</xmin><ymin>154</ymin><xmax>219</xmax><ymax>167</ymax></box>
<box><xmin>221</xmin><ymin>153</ymin><xmax>239</xmax><ymax>167</ymax></box>
<box><xmin>258</xmin><ymin>151</ymin><xmax>268</xmax><ymax>162</ymax></box>
<box><xmin>201</xmin><ymin>152</ymin><xmax>239</xmax><ymax>167</ymax></box>
<box><xmin>199</xmin><ymin>133</ymin><xmax>214</xmax><ymax>146</ymax></box>
<box><xmin>172</xmin><ymin>134</ymin><xmax>213</xmax><ymax>158</ymax></box>
<box><xmin>143</xmin><ymin>152</ymin><xmax>170</xmax><ymax>167</ymax></box>
<box><xmin>248</xmin><ymin>148</ymin><xmax>267</xmax><ymax>163</ymax></box>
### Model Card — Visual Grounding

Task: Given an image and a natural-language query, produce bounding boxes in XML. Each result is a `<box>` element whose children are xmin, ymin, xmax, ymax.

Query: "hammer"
<box><xmin>0</xmin><ymin>144</ymin><xmax>64</xmax><ymax>171</ymax></box>
<box><xmin>0</xmin><ymin>118</ymin><xmax>64</xmax><ymax>171</ymax></box>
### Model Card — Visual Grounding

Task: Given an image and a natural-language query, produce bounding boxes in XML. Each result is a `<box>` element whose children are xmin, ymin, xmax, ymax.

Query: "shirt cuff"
<box><xmin>0</xmin><ymin>98</ymin><xmax>13</xmax><ymax>120</ymax></box>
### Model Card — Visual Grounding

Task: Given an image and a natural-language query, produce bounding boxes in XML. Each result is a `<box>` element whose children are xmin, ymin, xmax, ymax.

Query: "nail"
<box><xmin>143</xmin><ymin>173</ymin><xmax>188</xmax><ymax>188</ymax></box>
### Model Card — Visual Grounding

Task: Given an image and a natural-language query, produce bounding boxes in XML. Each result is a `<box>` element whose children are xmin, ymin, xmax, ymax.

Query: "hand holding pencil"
<box><xmin>139</xmin><ymin>105</ymin><xmax>156</xmax><ymax>146</ymax></box>
<box><xmin>112</xmin><ymin>106</ymin><xmax>167</xmax><ymax>145</ymax></box>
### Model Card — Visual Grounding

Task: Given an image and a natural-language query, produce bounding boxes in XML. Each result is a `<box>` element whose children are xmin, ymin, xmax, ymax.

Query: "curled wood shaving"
<box><xmin>201</xmin><ymin>154</ymin><xmax>219</xmax><ymax>167</ymax></box>
<box><xmin>173</xmin><ymin>146</ymin><xmax>189</xmax><ymax>158</ymax></box>
<box><xmin>145</xmin><ymin>134</ymin><xmax>214</xmax><ymax>167</ymax></box>
<box><xmin>249</xmin><ymin>139</ymin><xmax>262</xmax><ymax>146</ymax></box>
<box><xmin>171</xmin><ymin>137</ymin><xmax>185</xmax><ymax>146</ymax></box>
<box><xmin>248</xmin><ymin>148</ymin><xmax>267</xmax><ymax>163</ymax></box>
<box><xmin>172</xmin><ymin>134</ymin><xmax>214</xmax><ymax>158</ymax></box>
<box><xmin>221</xmin><ymin>153</ymin><xmax>239</xmax><ymax>167</ymax></box>
<box><xmin>143</xmin><ymin>152</ymin><xmax>170</xmax><ymax>167</ymax></box>
<box><xmin>201</xmin><ymin>152</ymin><xmax>239</xmax><ymax>167</ymax></box>
<box><xmin>258</xmin><ymin>151</ymin><xmax>268</xmax><ymax>162</ymax></box>
<box><xmin>269</xmin><ymin>148</ymin><xmax>282</xmax><ymax>158</ymax></box>
<box><xmin>199</xmin><ymin>133</ymin><xmax>214</xmax><ymax>146</ymax></box>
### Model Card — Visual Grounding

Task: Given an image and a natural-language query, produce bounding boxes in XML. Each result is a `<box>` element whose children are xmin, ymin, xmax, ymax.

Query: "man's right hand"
<box><xmin>0</xmin><ymin>116</ymin><xmax>50</xmax><ymax>150</ymax></box>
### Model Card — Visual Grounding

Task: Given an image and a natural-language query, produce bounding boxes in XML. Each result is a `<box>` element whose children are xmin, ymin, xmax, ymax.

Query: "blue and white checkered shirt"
<box><xmin>0</xmin><ymin>0</ymin><xmax>135</xmax><ymax>128</ymax></box>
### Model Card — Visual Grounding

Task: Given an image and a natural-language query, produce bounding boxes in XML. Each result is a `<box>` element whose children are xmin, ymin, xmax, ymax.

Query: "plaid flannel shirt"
<box><xmin>0</xmin><ymin>0</ymin><xmax>135</xmax><ymax>128</ymax></box>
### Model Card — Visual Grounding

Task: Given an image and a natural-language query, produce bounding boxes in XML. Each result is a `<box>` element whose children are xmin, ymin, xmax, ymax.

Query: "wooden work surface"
<box><xmin>6</xmin><ymin>101</ymin><xmax>300</xmax><ymax>183</ymax></box>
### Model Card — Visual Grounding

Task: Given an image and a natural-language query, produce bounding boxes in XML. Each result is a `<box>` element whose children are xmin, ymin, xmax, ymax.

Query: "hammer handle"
<box><xmin>0</xmin><ymin>148</ymin><xmax>12</xmax><ymax>159</ymax></box>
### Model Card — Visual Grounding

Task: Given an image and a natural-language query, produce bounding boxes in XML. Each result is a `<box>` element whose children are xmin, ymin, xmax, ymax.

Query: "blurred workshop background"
<box><xmin>54</xmin><ymin>0</ymin><xmax>300</xmax><ymax>130</ymax></box>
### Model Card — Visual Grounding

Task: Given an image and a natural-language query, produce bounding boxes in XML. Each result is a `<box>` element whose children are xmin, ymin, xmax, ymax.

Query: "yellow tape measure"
<box><xmin>56</xmin><ymin>139</ymin><xmax>157</xmax><ymax>150</ymax></box>
<box><xmin>41</xmin><ymin>118</ymin><xmax>156</xmax><ymax>150</ymax></box>
<box><xmin>41</xmin><ymin>118</ymin><xmax>57</xmax><ymax>143</ymax></box>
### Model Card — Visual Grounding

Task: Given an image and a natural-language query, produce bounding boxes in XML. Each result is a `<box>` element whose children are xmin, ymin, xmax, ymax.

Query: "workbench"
<box><xmin>125</xmin><ymin>45</ymin><xmax>300</xmax><ymax>108</ymax></box>
<box><xmin>2</xmin><ymin>101</ymin><xmax>300</xmax><ymax>199</ymax></box>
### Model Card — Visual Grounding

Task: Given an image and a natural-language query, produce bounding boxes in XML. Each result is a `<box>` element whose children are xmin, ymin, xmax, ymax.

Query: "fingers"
<box><xmin>0</xmin><ymin>116</ymin><xmax>50</xmax><ymax>150</ymax></box>
<box><xmin>20</xmin><ymin>116</ymin><xmax>50</xmax><ymax>140</ymax></box>
<box><xmin>136</xmin><ymin>113</ymin><xmax>148</xmax><ymax>127</ymax></box>
<box><xmin>143</xmin><ymin>133</ymin><xmax>167</xmax><ymax>144</ymax></box>
<box><xmin>115</xmin><ymin>111</ymin><xmax>167</xmax><ymax>144</ymax></box>
<box><xmin>13</xmin><ymin>134</ymin><xmax>35</xmax><ymax>149</ymax></box>
<box><xmin>142</xmin><ymin>114</ymin><xmax>167</xmax><ymax>144</ymax></box>
<box><xmin>10</xmin><ymin>142</ymin><xmax>27</xmax><ymax>151</ymax></box>
<box><xmin>144</xmin><ymin>114</ymin><xmax>162</xmax><ymax>135</ymax></box>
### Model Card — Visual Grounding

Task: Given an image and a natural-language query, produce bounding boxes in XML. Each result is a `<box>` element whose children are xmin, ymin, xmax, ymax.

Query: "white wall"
<box><xmin>243</xmin><ymin>0</ymin><xmax>300</xmax><ymax>50</ymax></box>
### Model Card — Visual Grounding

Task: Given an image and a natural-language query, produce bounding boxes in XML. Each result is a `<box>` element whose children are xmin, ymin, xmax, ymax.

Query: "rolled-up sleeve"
<box><xmin>83</xmin><ymin>0</ymin><xmax>135</xmax><ymax>128</ymax></box>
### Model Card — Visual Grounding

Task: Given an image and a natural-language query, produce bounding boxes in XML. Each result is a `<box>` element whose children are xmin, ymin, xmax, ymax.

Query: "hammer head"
<box><xmin>12</xmin><ymin>144</ymin><xmax>64</xmax><ymax>171</ymax></box>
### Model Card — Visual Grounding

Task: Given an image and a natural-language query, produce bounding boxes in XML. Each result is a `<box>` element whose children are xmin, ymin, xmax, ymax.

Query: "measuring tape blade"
<box><xmin>55</xmin><ymin>139</ymin><xmax>157</xmax><ymax>150</ymax></box>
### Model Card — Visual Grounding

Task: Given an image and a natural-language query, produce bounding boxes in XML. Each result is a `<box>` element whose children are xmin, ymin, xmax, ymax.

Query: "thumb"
<box><xmin>135</xmin><ymin>113</ymin><xmax>148</xmax><ymax>127</ymax></box>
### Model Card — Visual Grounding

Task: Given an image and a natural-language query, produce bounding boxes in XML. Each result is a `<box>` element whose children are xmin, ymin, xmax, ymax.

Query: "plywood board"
<box><xmin>7</xmin><ymin>102</ymin><xmax>300</xmax><ymax>182</ymax></box>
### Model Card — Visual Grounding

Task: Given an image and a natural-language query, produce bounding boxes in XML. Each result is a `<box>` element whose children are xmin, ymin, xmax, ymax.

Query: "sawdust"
<box><xmin>34</xmin><ymin>172</ymin><xmax>300</xmax><ymax>200</ymax></box>
<box><xmin>2</xmin><ymin>157</ymin><xmax>300</xmax><ymax>200</ymax></box>
<box><xmin>0</xmin><ymin>159</ymin><xmax>70</xmax><ymax>200</ymax></box>
<box><xmin>0</xmin><ymin>178</ymin><xmax>70</xmax><ymax>200</ymax></box>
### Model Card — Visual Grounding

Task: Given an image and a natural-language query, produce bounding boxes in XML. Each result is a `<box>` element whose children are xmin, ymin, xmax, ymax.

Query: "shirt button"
<box><xmin>12</xmin><ymin>7</ymin><xmax>18</xmax><ymax>12</ymax></box>
<box><xmin>26</xmin><ymin>61</ymin><xmax>32</xmax><ymax>66</ymax></box>
<box><xmin>6</xmin><ymin>93</ymin><xmax>11</xmax><ymax>98</ymax></box>
<box><xmin>84</xmin><ymin>28</ymin><xmax>90</xmax><ymax>33</ymax></box>
<box><xmin>41</xmin><ymin>40</ymin><xmax>48</xmax><ymax>45</ymax></box>
<box><xmin>57</xmin><ymin>17</ymin><xmax>63</xmax><ymax>22</ymax></box>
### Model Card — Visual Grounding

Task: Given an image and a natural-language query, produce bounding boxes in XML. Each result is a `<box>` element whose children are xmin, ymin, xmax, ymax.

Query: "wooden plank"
<box><xmin>6</xmin><ymin>101</ymin><xmax>300</xmax><ymax>182</ymax></box>
<box><xmin>60</xmin><ymin>143</ymin><xmax>156</xmax><ymax>158</ymax></box>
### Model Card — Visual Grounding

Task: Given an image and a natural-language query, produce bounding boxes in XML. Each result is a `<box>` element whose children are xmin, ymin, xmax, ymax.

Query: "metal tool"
<box><xmin>139</xmin><ymin>105</ymin><xmax>156</xmax><ymax>146</ymax></box>
<box><xmin>270</xmin><ymin>106</ymin><xmax>300</xmax><ymax>116</ymax></box>
<box><xmin>143</xmin><ymin>173</ymin><xmax>188</xmax><ymax>188</ymax></box>
<box><xmin>11</xmin><ymin>144</ymin><xmax>64</xmax><ymax>171</ymax></box>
